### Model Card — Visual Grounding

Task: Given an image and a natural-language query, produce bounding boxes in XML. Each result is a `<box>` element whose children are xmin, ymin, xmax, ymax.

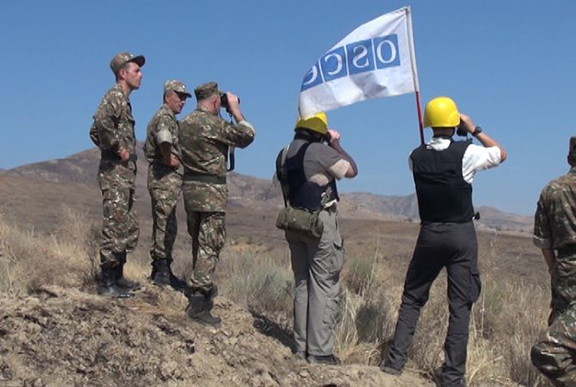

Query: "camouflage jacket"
<box><xmin>534</xmin><ymin>167</ymin><xmax>576</xmax><ymax>250</ymax></box>
<box><xmin>144</xmin><ymin>105</ymin><xmax>183</xmax><ymax>191</ymax></box>
<box><xmin>144</xmin><ymin>104</ymin><xmax>183</xmax><ymax>170</ymax></box>
<box><xmin>179</xmin><ymin>106</ymin><xmax>255</xmax><ymax>211</ymax></box>
<box><xmin>89</xmin><ymin>83</ymin><xmax>137</xmax><ymax>189</ymax></box>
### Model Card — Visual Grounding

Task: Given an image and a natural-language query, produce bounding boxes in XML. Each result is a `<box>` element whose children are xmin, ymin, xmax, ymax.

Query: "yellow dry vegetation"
<box><xmin>0</xmin><ymin>207</ymin><xmax>553</xmax><ymax>386</ymax></box>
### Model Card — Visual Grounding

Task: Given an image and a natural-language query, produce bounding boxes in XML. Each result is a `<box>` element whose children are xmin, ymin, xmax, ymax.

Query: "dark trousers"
<box><xmin>384</xmin><ymin>222</ymin><xmax>481</xmax><ymax>387</ymax></box>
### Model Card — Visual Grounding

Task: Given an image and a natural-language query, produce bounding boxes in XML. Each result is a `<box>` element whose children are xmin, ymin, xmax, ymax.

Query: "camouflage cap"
<box><xmin>110</xmin><ymin>52</ymin><xmax>146</xmax><ymax>75</ymax></box>
<box><xmin>194</xmin><ymin>82</ymin><xmax>220</xmax><ymax>101</ymax></box>
<box><xmin>164</xmin><ymin>80</ymin><xmax>192</xmax><ymax>97</ymax></box>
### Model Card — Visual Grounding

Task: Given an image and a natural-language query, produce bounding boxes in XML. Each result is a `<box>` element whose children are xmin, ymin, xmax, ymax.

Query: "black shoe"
<box><xmin>115</xmin><ymin>264</ymin><xmax>141</xmax><ymax>291</ymax></box>
<box><xmin>97</xmin><ymin>267</ymin><xmax>133</xmax><ymax>298</ymax></box>
<box><xmin>186</xmin><ymin>309</ymin><xmax>222</xmax><ymax>327</ymax></box>
<box><xmin>439</xmin><ymin>376</ymin><xmax>467</xmax><ymax>387</ymax></box>
<box><xmin>151</xmin><ymin>260</ymin><xmax>171</xmax><ymax>286</ymax></box>
<box><xmin>186</xmin><ymin>292</ymin><xmax>221</xmax><ymax>327</ymax></box>
<box><xmin>307</xmin><ymin>354</ymin><xmax>341</xmax><ymax>365</ymax></box>
<box><xmin>380</xmin><ymin>363</ymin><xmax>402</xmax><ymax>376</ymax></box>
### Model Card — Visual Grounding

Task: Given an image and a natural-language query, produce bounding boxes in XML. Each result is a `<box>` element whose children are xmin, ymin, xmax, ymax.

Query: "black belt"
<box><xmin>557</xmin><ymin>245</ymin><xmax>576</xmax><ymax>256</ymax></box>
<box><xmin>183</xmin><ymin>171</ymin><xmax>226</xmax><ymax>184</ymax></box>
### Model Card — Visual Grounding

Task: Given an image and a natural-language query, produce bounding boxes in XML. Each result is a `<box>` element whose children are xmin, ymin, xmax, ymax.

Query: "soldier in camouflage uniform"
<box><xmin>89</xmin><ymin>52</ymin><xmax>145</xmax><ymax>298</ymax></box>
<box><xmin>144</xmin><ymin>80</ymin><xmax>191</xmax><ymax>286</ymax></box>
<box><xmin>179</xmin><ymin>82</ymin><xmax>255</xmax><ymax>326</ymax></box>
<box><xmin>531</xmin><ymin>137</ymin><xmax>576</xmax><ymax>386</ymax></box>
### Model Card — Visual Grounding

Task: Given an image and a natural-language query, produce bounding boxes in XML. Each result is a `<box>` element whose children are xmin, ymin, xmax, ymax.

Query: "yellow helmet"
<box><xmin>295</xmin><ymin>112</ymin><xmax>328</xmax><ymax>135</ymax></box>
<box><xmin>424</xmin><ymin>97</ymin><xmax>460</xmax><ymax>128</ymax></box>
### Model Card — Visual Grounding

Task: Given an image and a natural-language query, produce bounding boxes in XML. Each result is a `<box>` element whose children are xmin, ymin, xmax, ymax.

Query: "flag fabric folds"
<box><xmin>298</xmin><ymin>6</ymin><xmax>419</xmax><ymax>118</ymax></box>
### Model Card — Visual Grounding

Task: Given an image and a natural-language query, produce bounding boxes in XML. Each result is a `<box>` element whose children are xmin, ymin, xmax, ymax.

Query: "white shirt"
<box><xmin>408</xmin><ymin>137</ymin><xmax>502</xmax><ymax>184</ymax></box>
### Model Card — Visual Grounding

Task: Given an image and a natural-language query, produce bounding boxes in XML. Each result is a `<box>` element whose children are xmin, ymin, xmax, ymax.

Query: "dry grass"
<box><xmin>0</xmin><ymin>206</ymin><xmax>152</xmax><ymax>295</ymax></box>
<box><xmin>0</xmin><ymin>208</ymin><xmax>95</xmax><ymax>294</ymax></box>
<box><xmin>215</xmin><ymin>229</ymin><xmax>555</xmax><ymax>386</ymax></box>
<box><xmin>217</xmin><ymin>249</ymin><xmax>293</xmax><ymax>316</ymax></box>
<box><xmin>0</xmin><ymin>208</ymin><xmax>557</xmax><ymax>386</ymax></box>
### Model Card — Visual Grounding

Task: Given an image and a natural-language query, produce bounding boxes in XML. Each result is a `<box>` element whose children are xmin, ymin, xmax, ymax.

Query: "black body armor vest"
<box><xmin>411</xmin><ymin>140</ymin><xmax>474</xmax><ymax>223</ymax></box>
<box><xmin>276</xmin><ymin>140</ymin><xmax>339</xmax><ymax>211</ymax></box>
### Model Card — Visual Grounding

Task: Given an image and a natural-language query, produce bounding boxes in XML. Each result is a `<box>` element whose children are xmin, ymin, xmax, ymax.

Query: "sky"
<box><xmin>1</xmin><ymin>0</ymin><xmax>575</xmax><ymax>216</ymax></box>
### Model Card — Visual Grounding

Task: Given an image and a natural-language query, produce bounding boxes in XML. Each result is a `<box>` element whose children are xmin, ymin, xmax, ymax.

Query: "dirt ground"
<box><xmin>0</xmin><ymin>284</ymin><xmax>435</xmax><ymax>387</ymax></box>
<box><xmin>0</xmin><ymin>174</ymin><xmax>539</xmax><ymax>387</ymax></box>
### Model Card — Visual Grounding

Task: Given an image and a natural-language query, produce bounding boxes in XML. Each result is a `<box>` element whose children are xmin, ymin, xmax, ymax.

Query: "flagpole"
<box><xmin>415</xmin><ymin>91</ymin><xmax>424</xmax><ymax>144</ymax></box>
<box><xmin>405</xmin><ymin>6</ymin><xmax>424</xmax><ymax>144</ymax></box>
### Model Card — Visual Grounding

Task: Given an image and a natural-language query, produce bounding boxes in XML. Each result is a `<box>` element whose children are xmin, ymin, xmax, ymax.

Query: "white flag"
<box><xmin>298</xmin><ymin>6</ymin><xmax>419</xmax><ymax>118</ymax></box>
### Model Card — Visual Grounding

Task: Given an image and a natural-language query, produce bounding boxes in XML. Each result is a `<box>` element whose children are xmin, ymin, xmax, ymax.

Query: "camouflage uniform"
<box><xmin>531</xmin><ymin>166</ymin><xmax>576</xmax><ymax>386</ymax></box>
<box><xmin>144</xmin><ymin>103</ymin><xmax>183</xmax><ymax>265</ymax></box>
<box><xmin>90</xmin><ymin>82</ymin><xmax>139</xmax><ymax>269</ymax></box>
<box><xmin>179</xmin><ymin>83</ymin><xmax>255</xmax><ymax>293</ymax></box>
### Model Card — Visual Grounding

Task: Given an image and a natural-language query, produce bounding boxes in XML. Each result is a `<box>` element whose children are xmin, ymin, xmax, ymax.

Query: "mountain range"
<box><xmin>0</xmin><ymin>146</ymin><xmax>533</xmax><ymax>234</ymax></box>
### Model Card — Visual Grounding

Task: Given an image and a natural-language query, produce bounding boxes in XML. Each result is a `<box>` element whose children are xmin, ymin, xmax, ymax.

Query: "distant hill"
<box><xmin>3</xmin><ymin>146</ymin><xmax>533</xmax><ymax>233</ymax></box>
<box><xmin>5</xmin><ymin>146</ymin><xmax>280</xmax><ymax>204</ymax></box>
<box><xmin>475</xmin><ymin>205</ymin><xmax>533</xmax><ymax>234</ymax></box>
<box><xmin>339</xmin><ymin>193</ymin><xmax>533</xmax><ymax>234</ymax></box>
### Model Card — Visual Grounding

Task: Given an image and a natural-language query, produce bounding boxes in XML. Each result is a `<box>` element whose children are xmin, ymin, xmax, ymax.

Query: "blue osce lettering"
<box><xmin>347</xmin><ymin>39</ymin><xmax>375</xmax><ymax>75</ymax></box>
<box><xmin>301</xmin><ymin>34</ymin><xmax>400</xmax><ymax>91</ymax></box>
<box><xmin>321</xmin><ymin>47</ymin><xmax>347</xmax><ymax>82</ymax></box>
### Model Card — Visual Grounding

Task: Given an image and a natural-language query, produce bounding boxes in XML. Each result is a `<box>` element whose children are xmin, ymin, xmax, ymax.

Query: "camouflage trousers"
<box><xmin>532</xmin><ymin>252</ymin><xmax>576</xmax><ymax>386</ymax></box>
<box><xmin>185</xmin><ymin>211</ymin><xmax>226</xmax><ymax>292</ymax></box>
<box><xmin>99</xmin><ymin>186</ymin><xmax>139</xmax><ymax>269</ymax></box>
<box><xmin>148</xmin><ymin>165</ymin><xmax>182</xmax><ymax>263</ymax></box>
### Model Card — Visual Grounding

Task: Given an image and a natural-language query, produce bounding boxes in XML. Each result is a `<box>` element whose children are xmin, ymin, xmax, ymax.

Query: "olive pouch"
<box><xmin>276</xmin><ymin>207</ymin><xmax>323</xmax><ymax>239</ymax></box>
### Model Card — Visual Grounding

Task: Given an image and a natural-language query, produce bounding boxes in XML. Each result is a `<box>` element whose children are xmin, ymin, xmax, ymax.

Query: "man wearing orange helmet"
<box><xmin>275</xmin><ymin>112</ymin><xmax>358</xmax><ymax>365</ymax></box>
<box><xmin>381</xmin><ymin>97</ymin><xmax>506</xmax><ymax>387</ymax></box>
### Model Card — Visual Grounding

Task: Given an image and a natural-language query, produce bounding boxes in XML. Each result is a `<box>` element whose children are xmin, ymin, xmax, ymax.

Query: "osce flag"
<box><xmin>298</xmin><ymin>6</ymin><xmax>419</xmax><ymax>118</ymax></box>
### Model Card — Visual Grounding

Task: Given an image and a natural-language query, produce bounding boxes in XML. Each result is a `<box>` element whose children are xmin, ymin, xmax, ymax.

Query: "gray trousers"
<box><xmin>285</xmin><ymin>209</ymin><xmax>344</xmax><ymax>356</ymax></box>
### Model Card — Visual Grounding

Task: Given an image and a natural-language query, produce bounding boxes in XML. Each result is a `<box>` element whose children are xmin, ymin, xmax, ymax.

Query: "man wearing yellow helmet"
<box><xmin>381</xmin><ymin>97</ymin><xmax>506</xmax><ymax>387</ymax></box>
<box><xmin>275</xmin><ymin>112</ymin><xmax>358</xmax><ymax>365</ymax></box>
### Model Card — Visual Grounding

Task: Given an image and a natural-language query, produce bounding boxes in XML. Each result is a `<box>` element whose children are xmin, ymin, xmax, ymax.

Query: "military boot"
<box><xmin>151</xmin><ymin>260</ymin><xmax>171</xmax><ymax>286</ymax></box>
<box><xmin>202</xmin><ymin>284</ymin><xmax>219</xmax><ymax>311</ymax></box>
<box><xmin>186</xmin><ymin>292</ymin><xmax>221</xmax><ymax>327</ymax></box>
<box><xmin>115</xmin><ymin>263</ymin><xmax>141</xmax><ymax>291</ymax></box>
<box><xmin>169</xmin><ymin>272</ymin><xmax>188</xmax><ymax>292</ymax></box>
<box><xmin>97</xmin><ymin>267</ymin><xmax>132</xmax><ymax>298</ymax></box>
<box><xmin>115</xmin><ymin>252</ymin><xmax>141</xmax><ymax>291</ymax></box>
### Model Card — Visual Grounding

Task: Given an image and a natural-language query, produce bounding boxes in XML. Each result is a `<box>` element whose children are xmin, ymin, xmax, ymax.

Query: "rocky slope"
<box><xmin>0</xmin><ymin>284</ymin><xmax>433</xmax><ymax>387</ymax></box>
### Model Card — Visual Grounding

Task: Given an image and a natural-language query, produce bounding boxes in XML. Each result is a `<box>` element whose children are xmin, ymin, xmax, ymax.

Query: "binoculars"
<box><xmin>220</xmin><ymin>93</ymin><xmax>240</xmax><ymax>110</ymax></box>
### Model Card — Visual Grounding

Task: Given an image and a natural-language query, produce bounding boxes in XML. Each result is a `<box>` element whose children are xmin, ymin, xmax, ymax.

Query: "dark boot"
<box><xmin>307</xmin><ymin>354</ymin><xmax>342</xmax><ymax>365</ymax></box>
<box><xmin>169</xmin><ymin>274</ymin><xmax>188</xmax><ymax>291</ymax></box>
<box><xmin>115</xmin><ymin>252</ymin><xmax>141</xmax><ymax>291</ymax></box>
<box><xmin>186</xmin><ymin>292</ymin><xmax>221</xmax><ymax>327</ymax></box>
<box><xmin>202</xmin><ymin>284</ymin><xmax>219</xmax><ymax>311</ymax></box>
<box><xmin>115</xmin><ymin>264</ymin><xmax>141</xmax><ymax>291</ymax></box>
<box><xmin>97</xmin><ymin>267</ymin><xmax>132</xmax><ymax>298</ymax></box>
<box><xmin>151</xmin><ymin>260</ymin><xmax>171</xmax><ymax>286</ymax></box>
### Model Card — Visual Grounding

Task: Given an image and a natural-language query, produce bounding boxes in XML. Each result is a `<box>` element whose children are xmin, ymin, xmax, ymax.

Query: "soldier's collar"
<box><xmin>113</xmin><ymin>82</ymin><xmax>129</xmax><ymax>100</ymax></box>
<box><xmin>196</xmin><ymin>105</ymin><xmax>214</xmax><ymax>115</ymax></box>
<box><xmin>161</xmin><ymin>103</ymin><xmax>176</xmax><ymax>118</ymax></box>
